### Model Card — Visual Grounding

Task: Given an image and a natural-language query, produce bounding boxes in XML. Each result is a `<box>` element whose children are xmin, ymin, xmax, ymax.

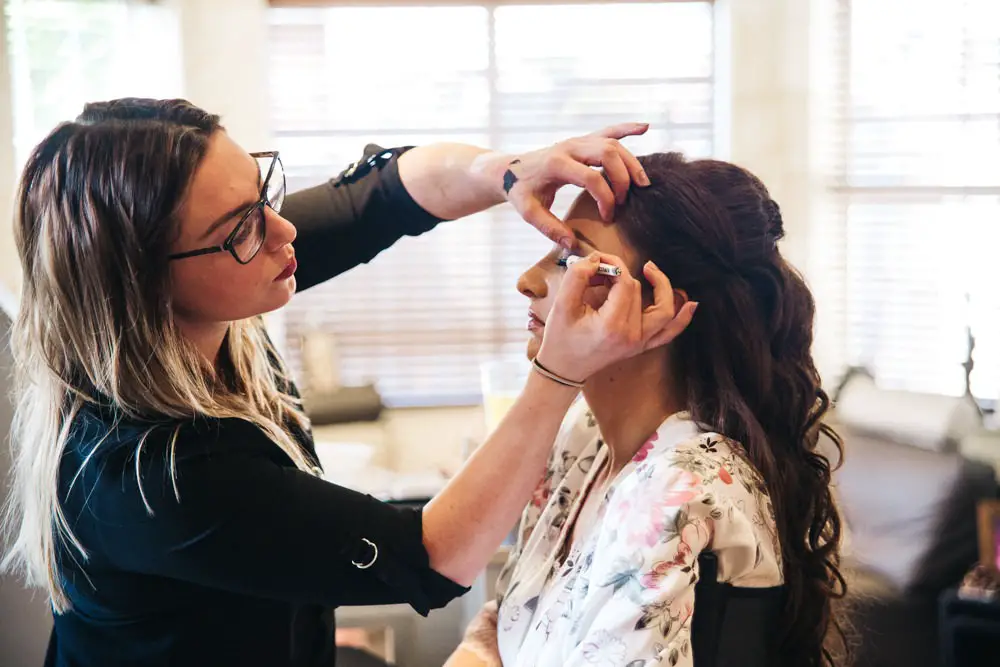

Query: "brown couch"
<box><xmin>830</xmin><ymin>424</ymin><xmax>997</xmax><ymax>667</ymax></box>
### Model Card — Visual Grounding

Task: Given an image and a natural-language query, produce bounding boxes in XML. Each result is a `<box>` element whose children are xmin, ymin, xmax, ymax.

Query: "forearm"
<box><xmin>397</xmin><ymin>143</ymin><xmax>512</xmax><ymax>220</ymax></box>
<box><xmin>422</xmin><ymin>373</ymin><xmax>577</xmax><ymax>585</ymax></box>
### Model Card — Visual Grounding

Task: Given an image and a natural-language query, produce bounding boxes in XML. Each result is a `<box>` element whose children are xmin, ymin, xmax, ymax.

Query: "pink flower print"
<box><xmin>679</xmin><ymin>516</ymin><xmax>712</xmax><ymax>552</ymax></box>
<box><xmin>680</xmin><ymin>600</ymin><xmax>694</xmax><ymax>625</ymax></box>
<box><xmin>629</xmin><ymin>514</ymin><xmax>668</xmax><ymax>549</ymax></box>
<box><xmin>663</xmin><ymin>470</ymin><xmax>702</xmax><ymax>506</ymax></box>
<box><xmin>530</xmin><ymin>479</ymin><xmax>551</xmax><ymax>509</ymax></box>
<box><xmin>621</xmin><ymin>500</ymin><xmax>664</xmax><ymax>548</ymax></box>
<box><xmin>632</xmin><ymin>432</ymin><xmax>659</xmax><ymax>463</ymax></box>
<box><xmin>641</xmin><ymin>560</ymin><xmax>676</xmax><ymax>589</ymax></box>
<box><xmin>640</xmin><ymin>539</ymin><xmax>697</xmax><ymax>589</ymax></box>
<box><xmin>718</xmin><ymin>465</ymin><xmax>733</xmax><ymax>485</ymax></box>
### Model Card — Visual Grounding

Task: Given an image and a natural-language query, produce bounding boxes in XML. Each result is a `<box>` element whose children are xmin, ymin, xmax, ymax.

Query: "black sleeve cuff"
<box><xmin>343</xmin><ymin>497</ymin><xmax>469</xmax><ymax>616</ymax></box>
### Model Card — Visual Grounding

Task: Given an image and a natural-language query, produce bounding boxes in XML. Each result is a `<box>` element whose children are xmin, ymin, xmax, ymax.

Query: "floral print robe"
<box><xmin>473</xmin><ymin>402</ymin><xmax>783</xmax><ymax>667</ymax></box>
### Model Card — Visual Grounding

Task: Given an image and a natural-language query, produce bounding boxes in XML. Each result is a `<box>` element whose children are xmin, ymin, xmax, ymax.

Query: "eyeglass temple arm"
<box><xmin>168</xmin><ymin>246</ymin><xmax>225</xmax><ymax>260</ymax></box>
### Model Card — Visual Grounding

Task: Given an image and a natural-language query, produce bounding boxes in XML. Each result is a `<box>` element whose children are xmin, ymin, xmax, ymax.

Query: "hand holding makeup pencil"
<box><xmin>534</xmin><ymin>252</ymin><xmax>698</xmax><ymax>385</ymax></box>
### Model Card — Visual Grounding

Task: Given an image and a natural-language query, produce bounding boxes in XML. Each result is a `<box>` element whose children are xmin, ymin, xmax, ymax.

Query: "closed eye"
<box><xmin>556</xmin><ymin>253</ymin><xmax>583</xmax><ymax>269</ymax></box>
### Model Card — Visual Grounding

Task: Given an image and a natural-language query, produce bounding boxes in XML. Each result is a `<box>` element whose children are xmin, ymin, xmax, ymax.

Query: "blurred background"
<box><xmin>0</xmin><ymin>1</ymin><xmax>999</xmax><ymax>666</ymax></box>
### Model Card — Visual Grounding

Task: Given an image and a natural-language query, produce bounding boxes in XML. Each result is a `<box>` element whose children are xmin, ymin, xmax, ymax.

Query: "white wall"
<box><xmin>174</xmin><ymin>0</ymin><xmax>270</xmax><ymax>151</ymax></box>
<box><xmin>728</xmin><ymin>0</ymin><xmax>815</xmax><ymax>273</ymax></box>
<box><xmin>0</xmin><ymin>6</ymin><xmax>19</xmax><ymax>305</ymax></box>
<box><xmin>727</xmin><ymin>0</ymin><xmax>845</xmax><ymax>385</ymax></box>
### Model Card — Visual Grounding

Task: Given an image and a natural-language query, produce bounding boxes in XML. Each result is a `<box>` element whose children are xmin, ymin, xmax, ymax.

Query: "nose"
<box><xmin>517</xmin><ymin>263</ymin><xmax>549</xmax><ymax>300</ymax></box>
<box><xmin>265</xmin><ymin>208</ymin><xmax>297</xmax><ymax>250</ymax></box>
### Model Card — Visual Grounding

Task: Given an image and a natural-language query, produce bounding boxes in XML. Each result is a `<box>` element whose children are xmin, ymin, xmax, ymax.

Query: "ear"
<box><xmin>673</xmin><ymin>288</ymin><xmax>689</xmax><ymax>313</ymax></box>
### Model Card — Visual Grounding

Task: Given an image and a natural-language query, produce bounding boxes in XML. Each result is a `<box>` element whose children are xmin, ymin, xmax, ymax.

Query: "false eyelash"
<box><xmin>556</xmin><ymin>254</ymin><xmax>579</xmax><ymax>268</ymax></box>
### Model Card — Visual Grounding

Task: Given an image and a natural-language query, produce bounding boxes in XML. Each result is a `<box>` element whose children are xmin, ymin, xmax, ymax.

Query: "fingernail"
<box><xmin>638</xmin><ymin>171</ymin><xmax>651</xmax><ymax>187</ymax></box>
<box><xmin>644</xmin><ymin>260</ymin><xmax>659</xmax><ymax>272</ymax></box>
<box><xmin>691</xmin><ymin>302</ymin><xmax>700</xmax><ymax>313</ymax></box>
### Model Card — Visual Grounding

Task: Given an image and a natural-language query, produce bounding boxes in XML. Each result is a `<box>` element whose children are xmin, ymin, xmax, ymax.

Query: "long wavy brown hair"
<box><xmin>617</xmin><ymin>153</ymin><xmax>848</xmax><ymax>666</ymax></box>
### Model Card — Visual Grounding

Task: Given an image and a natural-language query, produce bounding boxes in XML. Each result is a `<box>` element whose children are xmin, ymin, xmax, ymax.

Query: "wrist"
<box><xmin>522</xmin><ymin>371</ymin><xmax>580</xmax><ymax>410</ymax></box>
<box><xmin>531</xmin><ymin>356</ymin><xmax>585</xmax><ymax>389</ymax></box>
<box><xmin>469</xmin><ymin>151</ymin><xmax>515</xmax><ymax>205</ymax></box>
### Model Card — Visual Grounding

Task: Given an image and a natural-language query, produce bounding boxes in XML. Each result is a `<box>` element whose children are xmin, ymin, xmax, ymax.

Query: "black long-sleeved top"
<box><xmin>47</xmin><ymin>146</ymin><xmax>467</xmax><ymax>667</ymax></box>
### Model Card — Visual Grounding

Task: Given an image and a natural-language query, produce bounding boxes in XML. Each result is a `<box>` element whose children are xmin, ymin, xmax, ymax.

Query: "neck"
<box><xmin>175</xmin><ymin>316</ymin><xmax>229</xmax><ymax>366</ymax></box>
<box><xmin>583</xmin><ymin>348</ymin><xmax>684</xmax><ymax>473</ymax></box>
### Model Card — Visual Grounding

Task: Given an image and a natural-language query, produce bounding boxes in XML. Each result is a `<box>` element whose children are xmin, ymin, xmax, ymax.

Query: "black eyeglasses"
<box><xmin>168</xmin><ymin>151</ymin><xmax>286</xmax><ymax>264</ymax></box>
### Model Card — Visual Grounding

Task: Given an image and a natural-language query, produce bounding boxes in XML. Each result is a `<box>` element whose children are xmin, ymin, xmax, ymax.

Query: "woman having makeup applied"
<box><xmin>447</xmin><ymin>152</ymin><xmax>848</xmax><ymax>667</ymax></box>
<box><xmin>0</xmin><ymin>98</ymin><xmax>697</xmax><ymax>667</ymax></box>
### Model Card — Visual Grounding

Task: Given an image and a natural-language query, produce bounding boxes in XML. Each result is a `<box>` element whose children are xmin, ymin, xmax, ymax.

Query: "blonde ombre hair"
<box><xmin>1</xmin><ymin>99</ymin><xmax>315</xmax><ymax>612</ymax></box>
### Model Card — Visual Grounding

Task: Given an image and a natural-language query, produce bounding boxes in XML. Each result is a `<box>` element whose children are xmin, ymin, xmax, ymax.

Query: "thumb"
<box><xmin>519</xmin><ymin>200</ymin><xmax>575</xmax><ymax>249</ymax></box>
<box><xmin>552</xmin><ymin>253</ymin><xmax>602</xmax><ymax>315</ymax></box>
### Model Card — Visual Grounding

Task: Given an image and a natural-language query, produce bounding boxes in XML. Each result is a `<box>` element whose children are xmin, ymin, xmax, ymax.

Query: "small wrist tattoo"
<box><xmin>502</xmin><ymin>158</ymin><xmax>522</xmax><ymax>196</ymax></box>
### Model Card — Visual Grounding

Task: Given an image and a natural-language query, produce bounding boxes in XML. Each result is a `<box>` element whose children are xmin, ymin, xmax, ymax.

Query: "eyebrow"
<box><xmin>199</xmin><ymin>199</ymin><xmax>257</xmax><ymax>240</ymax></box>
<box><xmin>198</xmin><ymin>161</ymin><xmax>265</xmax><ymax>240</ymax></box>
<box><xmin>573</xmin><ymin>230</ymin><xmax>600</xmax><ymax>249</ymax></box>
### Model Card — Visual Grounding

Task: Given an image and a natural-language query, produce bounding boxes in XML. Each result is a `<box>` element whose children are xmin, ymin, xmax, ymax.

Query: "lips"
<box><xmin>275</xmin><ymin>257</ymin><xmax>297</xmax><ymax>281</ymax></box>
<box><xmin>527</xmin><ymin>311</ymin><xmax>545</xmax><ymax>333</ymax></box>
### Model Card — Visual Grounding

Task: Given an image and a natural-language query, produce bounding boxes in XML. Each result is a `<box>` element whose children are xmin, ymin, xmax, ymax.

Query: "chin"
<box><xmin>257</xmin><ymin>277</ymin><xmax>297</xmax><ymax>314</ymax></box>
<box><xmin>526</xmin><ymin>337</ymin><xmax>541</xmax><ymax>361</ymax></box>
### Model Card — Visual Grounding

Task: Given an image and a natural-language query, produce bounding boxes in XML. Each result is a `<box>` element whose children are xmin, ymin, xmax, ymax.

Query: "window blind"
<box><xmin>269</xmin><ymin>1</ymin><xmax>717</xmax><ymax>406</ymax></box>
<box><xmin>826</xmin><ymin>0</ymin><xmax>1000</xmax><ymax>404</ymax></box>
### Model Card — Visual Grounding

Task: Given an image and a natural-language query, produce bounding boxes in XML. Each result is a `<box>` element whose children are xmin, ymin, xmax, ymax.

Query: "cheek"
<box><xmin>169</xmin><ymin>259</ymin><xmax>285</xmax><ymax>322</ymax></box>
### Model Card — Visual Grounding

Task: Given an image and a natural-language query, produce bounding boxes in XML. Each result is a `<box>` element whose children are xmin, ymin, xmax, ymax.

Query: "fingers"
<box><xmin>567</xmin><ymin>138</ymin><xmax>631</xmax><ymax>204</ymax></box>
<box><xmin>595</xmin><ymin>254</ymin><xmax>641</xmax><ymax>330</ymax></box>
<box><xmin>555</xmin><ymin>159</ymin><xmax>617</xmax><ymax>221</ymax></box>
<box><xmin>593</xmin><ymin>121</ymin><xmax>650</xmax><ymax>141</ymax></box>
<box><xmin>553</xmin><ymin>253</ymin><xmax>604</xmax><ymax>312</ymax></box>
<box><xmin>617</xmin><ymin>144</ymin><xmax>650</xmax><ymax>189</ymax></box>
<box><xmin>568</xmin><ymin>143</ymin><xmax>649</xmax><ymax>219</ymax></box>
<box><xmin>600</xmin><ymin>151</ymin><xmax>631</xmax><ymax>206</ymax></box>
<box><xmin>643</xmin><ymin>260</ymin><xmax>677</xmax><ymax>319</ymax></box>
<box><xmin>646</xmin><ymin>301</ymin><xmax>698</xmax><ymax>349</ymax></box>
<box><xmin>588</xmin><ymin>123</ymin><xmax>651</xmax><ymax>189</ymax></box>
<box><xmin>641</xmin><ymin>261</ymin><xmax>698</xmax><ymax>349</ymax></box>
<box><xmin>519</xmin><ymin>200</ymin><xmax>576</xmax><ymax>249</ymax></box>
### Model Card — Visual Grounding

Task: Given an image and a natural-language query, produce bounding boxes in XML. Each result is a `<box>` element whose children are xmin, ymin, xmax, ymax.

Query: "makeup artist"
<box><xmin>3</xmin><ymin>98</ymin><xmax>697</xmax><ymax>667</ymax></box>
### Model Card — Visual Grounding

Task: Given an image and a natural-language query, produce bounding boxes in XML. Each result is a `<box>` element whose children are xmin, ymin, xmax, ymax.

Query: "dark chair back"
<box><xmin>691</xmin><ymin>552</ymin><xmax>786</xmax><ymax>667</ymax></box>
